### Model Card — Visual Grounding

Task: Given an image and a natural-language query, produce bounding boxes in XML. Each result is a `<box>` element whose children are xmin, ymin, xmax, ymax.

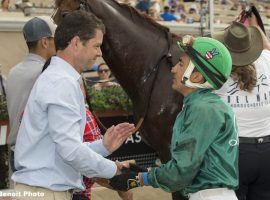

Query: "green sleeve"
<box><xmin>147</xmin><ymin>104</ymin><xmax>224</xmax><ymax>192</ymax></box>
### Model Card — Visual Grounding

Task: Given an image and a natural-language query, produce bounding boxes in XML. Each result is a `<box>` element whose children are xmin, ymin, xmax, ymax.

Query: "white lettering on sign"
<box><xmin>125</xmin><ymin>132</ymin><xmax>142</xmax><ymax>144</ymax></box>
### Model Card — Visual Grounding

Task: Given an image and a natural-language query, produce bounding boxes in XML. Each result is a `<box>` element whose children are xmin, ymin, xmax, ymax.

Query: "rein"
<box><xmin>138</xmin><ymin>31</ymin><xmax>173</xmax><ymax>126</ymax></box>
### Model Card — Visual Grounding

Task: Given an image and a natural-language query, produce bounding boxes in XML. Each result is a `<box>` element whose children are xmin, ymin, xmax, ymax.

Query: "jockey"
<box><xmin>109</xmin><ymin>36</ymin><xmax>239</xmax><ymax>200</ymax></box>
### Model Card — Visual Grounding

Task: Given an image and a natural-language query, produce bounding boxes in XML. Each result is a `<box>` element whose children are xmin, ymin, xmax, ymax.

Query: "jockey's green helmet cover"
<box><xmin>179</xmin><ymin>37</ymin><xmax>232</xmax><ymax>89</ymax></box>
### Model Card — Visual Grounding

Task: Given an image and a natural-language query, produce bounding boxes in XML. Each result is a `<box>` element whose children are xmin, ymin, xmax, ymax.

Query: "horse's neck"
<box><xmin>88</xmin><ymin>0</ymin><xmax>169</xmax><ymax>99</ymax></box>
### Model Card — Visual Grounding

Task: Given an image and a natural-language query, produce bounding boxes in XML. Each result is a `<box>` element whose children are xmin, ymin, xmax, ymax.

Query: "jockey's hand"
<box><xmin>110</xmin><ymin>164</ymin><xmax>149</xmax><ymax>191</ymax></box>
<box><xmin>109</xmin><ymin>172</ymin><xmax>142</xmax><ymax>191</ymax></box>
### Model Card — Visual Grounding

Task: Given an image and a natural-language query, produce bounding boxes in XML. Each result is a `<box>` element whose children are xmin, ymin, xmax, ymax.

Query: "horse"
<box><xmin>53</xmin><ymin>0</ymin><xmax>185</xmax><ymax>199</ymax></box>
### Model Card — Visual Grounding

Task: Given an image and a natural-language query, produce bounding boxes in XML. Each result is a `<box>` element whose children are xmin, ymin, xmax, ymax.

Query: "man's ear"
<box><xmin>69</xmin><ymin>36</ymin><xmax>81</xmax><ymax>50</ymax></box>
<box><xmin>190</xmin><ymin>71</ymin><xmax>205</xmax><ymax>84</ymax></box>
<box><xmin>40</xmin><ymin>38</ymin><xmax>48</xmax><ymax>49</ymax></box>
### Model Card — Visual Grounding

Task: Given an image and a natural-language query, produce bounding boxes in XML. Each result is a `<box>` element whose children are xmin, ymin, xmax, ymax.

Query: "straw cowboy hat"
<box><xmin>212</xmin><ymin>21</ymin><xmax>263</xmax><ymax>66</ymax></box>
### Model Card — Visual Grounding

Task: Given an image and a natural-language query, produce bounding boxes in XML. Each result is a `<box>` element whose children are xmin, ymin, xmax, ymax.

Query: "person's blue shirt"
<box><xmin>135</xmin><ymin>0</ymin><xmax>150</xmax><ymax>12</ymax></box>
<box><xmin>160</xmin><ymin>12</ymin><xmax>178</xmax><ymax>21</ymax></box>
<box><xmin>12</xmin><ymin>56</ymin><xmax>117</xmax><ymax>191</ymax></box>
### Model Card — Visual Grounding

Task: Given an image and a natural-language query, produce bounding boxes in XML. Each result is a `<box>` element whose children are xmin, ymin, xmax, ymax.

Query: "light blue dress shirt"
<box><xmin>12</xmin><ymin>56</ymin><xmax>117</xmax><ymax>191</ymax></box>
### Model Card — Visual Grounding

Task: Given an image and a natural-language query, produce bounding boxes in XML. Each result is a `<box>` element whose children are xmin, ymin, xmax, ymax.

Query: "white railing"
<box><xmin>0</xmin><ymin>14</ymin><xmax>269</xmax><ymax>37</ymax></box>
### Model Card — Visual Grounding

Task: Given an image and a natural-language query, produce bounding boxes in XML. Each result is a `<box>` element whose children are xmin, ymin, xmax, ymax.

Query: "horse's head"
<box><xmin>53</xmin><ymin>0</ymin><xmax>81</xmax><ymax>25</ymax></box>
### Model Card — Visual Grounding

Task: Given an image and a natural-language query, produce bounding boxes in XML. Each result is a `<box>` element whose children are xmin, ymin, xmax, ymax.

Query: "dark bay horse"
<box><xmin>54</xmin><ymin>0</ymin><xmax>185</xmax><ymax>199</ymax></box>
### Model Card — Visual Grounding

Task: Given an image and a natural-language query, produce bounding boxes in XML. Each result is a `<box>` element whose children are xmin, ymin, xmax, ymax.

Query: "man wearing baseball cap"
<box><xmin>6</xmin><ymin>16</ymin><xmax>56</xmax><ymax>172</ymax></box>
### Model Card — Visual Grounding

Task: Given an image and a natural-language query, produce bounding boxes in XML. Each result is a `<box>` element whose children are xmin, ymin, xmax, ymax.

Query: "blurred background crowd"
<box><xmin>0</xmin><ymin>0</ymin><xmax>269</xmax><ymax>79</ymax></box>
<box><xmin>0</xmin><ymin>0</ymin><xmax>270</xmax><ymax>25</ymax></box>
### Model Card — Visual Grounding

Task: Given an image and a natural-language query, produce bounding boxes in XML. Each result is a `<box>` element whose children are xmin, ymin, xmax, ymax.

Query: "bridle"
<box><xmin>139</xmin><ymin>31</ymin><xmax>174</xmax><ymax>121</ymax></box>
<box><xmin>52</xmin><ymin>0</ymin><xmax>175</xmax><ymax>134</ymax></box>
<box><xmin>78</xmin><ymin>0</ymin><xmax>91</xmax><ymax>12</ymax></box>
<box><xmin>51</xmin><ymin>0</ymin><xmax>91</xmax><ymax>20</ymax></box>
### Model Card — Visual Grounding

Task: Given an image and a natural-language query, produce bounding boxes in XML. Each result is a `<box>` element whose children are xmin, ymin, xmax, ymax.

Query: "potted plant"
<box><xmin>0</xmin><ymin>86</ymin><xmax>134</xmax><ymax>120</ymax></box>
<box><xmin>0</xmin><ymin>95</ymin><xmax>8</xmax><ymax>122</ymax></box>
<box><xmin>87</xmin><ymin>86</ymin><xmax>133</xmax><ymax>117</ymax></box>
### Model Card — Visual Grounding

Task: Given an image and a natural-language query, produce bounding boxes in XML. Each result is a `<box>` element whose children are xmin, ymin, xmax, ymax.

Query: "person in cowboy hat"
<box><xmin>108</xmin><ymin>36</ymin><xmax>239</xmax><ymax>200</ymax></box>
<box><xmin>213</xmin><ymin>14</ymin><xmax>270</xmax><ymax>200</ymax></box>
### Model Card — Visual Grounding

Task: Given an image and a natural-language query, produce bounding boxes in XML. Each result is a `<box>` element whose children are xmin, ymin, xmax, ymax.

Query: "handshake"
<box><xmin>109</xmin><ymin>163</ymin><xmax>149</xmax><ymax>191</ymax></box>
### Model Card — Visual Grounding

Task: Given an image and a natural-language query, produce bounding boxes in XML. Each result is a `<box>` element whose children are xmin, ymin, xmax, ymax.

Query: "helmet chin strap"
<box><xmin>181</xmin><ymin>60</ymin><xmax>213</xmax><ymax>89</ymax></box>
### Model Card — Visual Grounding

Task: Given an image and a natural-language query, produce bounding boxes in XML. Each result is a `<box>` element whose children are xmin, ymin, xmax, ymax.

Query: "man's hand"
<box><xmin>103</xmin><ymin>123</ymin><xmax>135</xmax><ymax>153</ymax></box>
<box><xmin>248</xmin><ymin>13</ymin><xmax>270</xmax><ymax>50</ymax></box>
<box><xmin>115</xmin><ymin>160</ymin><xmax>137</xmax><ymax>175</ymax></box>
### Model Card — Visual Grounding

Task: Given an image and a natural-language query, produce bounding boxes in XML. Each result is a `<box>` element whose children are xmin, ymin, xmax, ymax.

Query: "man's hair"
<box><xmin>54</xmin><ymin>10</ymin><xmax>105</xmax><ymax>51</ymax></box>
<box><xmin>164</xmin><ymin>6</ymin><xmax>170</xmax><ymax>12</ymax></box>
<box><xmin>26</xmin><ymin>41</ymin><xmax>38</xmax><ymax>50</ymax></box>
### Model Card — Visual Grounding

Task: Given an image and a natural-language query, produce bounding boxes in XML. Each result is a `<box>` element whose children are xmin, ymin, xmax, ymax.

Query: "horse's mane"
<box><xmin>119</xmin><ymin>2</ymin><xmax>170</xmax><ymax>33</ymax></box>
<box><xmin>55</xmin><ymin>0</ymin><xmax>170</xmax><ymax>33</ymax></box>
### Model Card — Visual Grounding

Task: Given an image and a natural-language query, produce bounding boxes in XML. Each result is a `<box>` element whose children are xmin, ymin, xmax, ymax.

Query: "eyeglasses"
<box><xmin>98</xmin><ymin>69</ymin><xmax>110</xmax><ymax>73</ymax></box>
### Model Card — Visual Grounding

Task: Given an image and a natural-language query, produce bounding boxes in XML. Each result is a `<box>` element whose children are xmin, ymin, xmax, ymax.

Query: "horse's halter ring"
<box><xmin>51</xmin><ymin>0</ymin><xmax>91</xmax><ymax>20</ymax></box>
<box><xmin>78</xmin><ymin>0</ymin><xmax>91</xmax><ymax>12</ymax></box>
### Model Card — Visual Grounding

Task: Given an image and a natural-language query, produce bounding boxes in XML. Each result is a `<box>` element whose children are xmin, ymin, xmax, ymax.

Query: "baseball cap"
<box><xmin>23</xmin><ymin>16</ymin><xmax>57</xmax><ymax>42</ymax></box>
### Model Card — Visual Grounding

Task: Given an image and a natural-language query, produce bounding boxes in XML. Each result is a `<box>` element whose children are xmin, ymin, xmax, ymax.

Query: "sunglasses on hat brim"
<box><xmin>98</xmin><ymin>69</ymin><xmax>110</xmax><ymax>73</ymax></box>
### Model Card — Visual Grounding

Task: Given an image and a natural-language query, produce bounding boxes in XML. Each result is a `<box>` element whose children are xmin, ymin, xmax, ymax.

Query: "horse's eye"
<box><xmin>62</xmin><ymin>11</ymin><xmax>69</xmax><ymax>18</ymax></box>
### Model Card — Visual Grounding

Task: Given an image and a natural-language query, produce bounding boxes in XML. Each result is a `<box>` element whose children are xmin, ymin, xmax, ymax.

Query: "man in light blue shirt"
<box><xmin>12</xmin><ymin>11</ymin><xmax>135</xmax><ymax>200</ymax></box>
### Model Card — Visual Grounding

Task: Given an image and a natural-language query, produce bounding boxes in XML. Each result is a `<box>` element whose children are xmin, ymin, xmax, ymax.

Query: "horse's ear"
<box><xmin>62</xmin><ymin>11</ymin><xmax>69</xmax><ymax>18</ymax></box>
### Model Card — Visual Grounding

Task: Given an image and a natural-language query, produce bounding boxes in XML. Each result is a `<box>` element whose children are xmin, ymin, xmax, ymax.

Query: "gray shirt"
<box><xmin>6</xmin><ymin>53</ymin><xmax>45</xmax><ymax>149</ymax></box>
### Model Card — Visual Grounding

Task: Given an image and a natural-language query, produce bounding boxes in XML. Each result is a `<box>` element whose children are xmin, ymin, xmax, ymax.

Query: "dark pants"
<box><xmin>236</xmin><ymin>143</ymin><xmax>270</xmax><ymax>200</ymax></box>
<box><xmin>72</xmin><ymin>194</ymin><xmax>89</xmax><ymax>200</ymax></box>
<box><xmin>10</xmin><ymin>149</ymin><xmax>17</xmax><ymax>172</ymax></box>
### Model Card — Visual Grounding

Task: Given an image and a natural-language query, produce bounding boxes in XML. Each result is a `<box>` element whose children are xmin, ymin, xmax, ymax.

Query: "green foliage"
<box><xmin>0</xmin><ymin>95</ymin><xmax>8</xmax><ymax>121</ymax></box>
<box><xmin>0</xmin><ymin>87</ymin><xmax>133</xmax><ymax>121</ymax></box>
<box><xmin>87</xmin><ymin>86</ymin><xmax>133</xmax><ymax>112</ymax></box>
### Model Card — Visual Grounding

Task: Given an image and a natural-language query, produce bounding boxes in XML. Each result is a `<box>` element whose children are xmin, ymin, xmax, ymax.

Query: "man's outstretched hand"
<box><xmin>103</xmin><ymin>123</ymin><xmax>135</xmax><ymax>153</ymax></box>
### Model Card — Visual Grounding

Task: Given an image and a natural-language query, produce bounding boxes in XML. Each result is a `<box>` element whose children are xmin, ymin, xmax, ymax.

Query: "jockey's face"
<box><xmin>171</xmin><ymin>53</ymin><xmax>190</xmax><ymax>94</ymax></box>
